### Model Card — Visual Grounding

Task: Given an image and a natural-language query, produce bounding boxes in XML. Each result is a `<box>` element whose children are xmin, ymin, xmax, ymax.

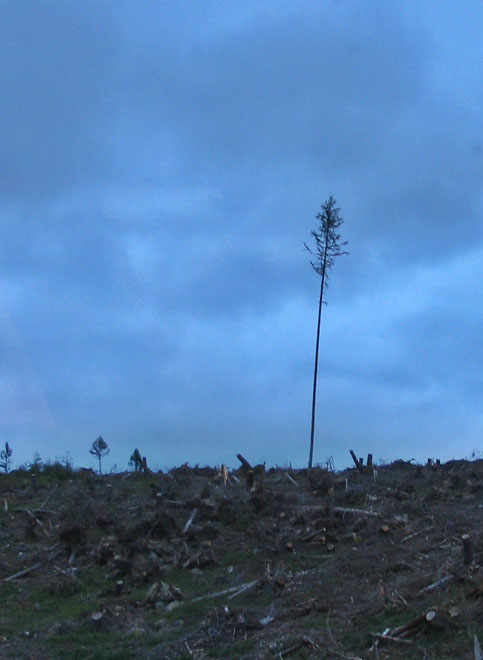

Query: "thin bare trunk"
<box><xmin>308</xmin><ymin>229</ymin><xmax>329</xmax><ymax>469</ymax></box>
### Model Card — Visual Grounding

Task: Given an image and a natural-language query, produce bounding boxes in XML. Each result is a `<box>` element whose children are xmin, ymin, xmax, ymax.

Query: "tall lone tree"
<box><xmin>305</xmin><ymin>196</ymin><xmax>348</xmax><ymax>469</ymax></box>
<box><xmin>90</xmin><ymin>436</ymin><xmax>110</xmax><ymax>475</ymax></box>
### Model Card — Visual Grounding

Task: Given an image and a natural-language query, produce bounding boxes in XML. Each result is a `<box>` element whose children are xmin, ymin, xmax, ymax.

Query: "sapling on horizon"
<box><xmin>0</xmin><ymin>442</ymin><xmax>12</xmax><ymax>473</ymax></box>
<box><xmin>129</xmin><ymin>448</ymin><xmax>143</xmax><ymax>472</ymax></box>
<box><xmin>89</xmin><ymin>436</ymin><xmax>110</xmax><ymax>475</ymax></box>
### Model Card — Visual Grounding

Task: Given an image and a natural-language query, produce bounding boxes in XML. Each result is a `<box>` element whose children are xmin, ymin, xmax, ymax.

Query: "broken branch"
<box><xmin>182</xmin><ymin>508</ymin><xmax>198</xmax><ymax>535</ymax></box>
<box><xmin>4</xmin><ymin>562</ymin><xmax>42</xmax><ymax>582</ymax></box>
<box><xmin>191</xmin><ymin>578</ymin><xmax>261</xmax><ymax>603</ymax></box>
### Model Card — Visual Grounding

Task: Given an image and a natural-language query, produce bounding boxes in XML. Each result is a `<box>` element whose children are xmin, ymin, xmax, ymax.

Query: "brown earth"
<box><xmin>1</xmin><ymin>457</ymin><xmax>483</xmax><ymax>659</ymax></box>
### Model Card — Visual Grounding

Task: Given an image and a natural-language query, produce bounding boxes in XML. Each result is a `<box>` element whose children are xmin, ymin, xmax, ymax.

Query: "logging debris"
<box><xmin>1</xmin><ymin>457</ymin><xmax>483</xmax><ymax>658</ymax></box>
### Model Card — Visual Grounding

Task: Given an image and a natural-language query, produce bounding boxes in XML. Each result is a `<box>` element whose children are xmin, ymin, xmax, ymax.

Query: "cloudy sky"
<box><xmin>1</xmin><ymin>1</ymin><xmax>482</xmax><ymax>472</ymax></box>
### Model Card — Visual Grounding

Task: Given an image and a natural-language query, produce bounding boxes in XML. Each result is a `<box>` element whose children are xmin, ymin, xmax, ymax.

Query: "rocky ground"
<box><xmin>1</xmin><ymin>456</ymin><xmax>483</xmax><ymax>659</ymax></box>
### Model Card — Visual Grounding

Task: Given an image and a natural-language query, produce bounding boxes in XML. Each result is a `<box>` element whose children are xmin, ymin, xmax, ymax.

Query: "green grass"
<box><xmin>47</xmin><ymin>631</ymin><xmax>157</xmax><ymax>660</ymax></box>
<box><xmin>0</xmin><ymin>586</ymin><xmax>95</xmax><ymax>637</ymax></box>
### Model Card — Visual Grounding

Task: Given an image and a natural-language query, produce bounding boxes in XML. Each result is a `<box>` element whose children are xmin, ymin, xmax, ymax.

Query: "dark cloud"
<box><xmin>0</xmin><ymin>1</ymin><xmax>117</xmax><ymax>201</ymax></box>
<box><xmin>0</xmin><ymin>1</ymin><xmax>482</xmax><ymax>470</ymax></box>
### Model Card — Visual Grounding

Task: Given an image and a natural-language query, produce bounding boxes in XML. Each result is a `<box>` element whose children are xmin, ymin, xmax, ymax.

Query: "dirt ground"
<box><xmin>2</xmin><ymin>456</ymin><xmax>483</xmax><ymax>659</ymax></box>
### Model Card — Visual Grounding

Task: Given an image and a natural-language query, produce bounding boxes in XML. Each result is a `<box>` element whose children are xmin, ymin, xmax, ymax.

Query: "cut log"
<box><xmin>425</xmin><ymin>609</ymin><xmax>445</xmax><ymax>630</ymax></box>
<box><xmin>388</xmin><ymin>612</ymin><xmax>426</xmax><ymax>637</ymax></box>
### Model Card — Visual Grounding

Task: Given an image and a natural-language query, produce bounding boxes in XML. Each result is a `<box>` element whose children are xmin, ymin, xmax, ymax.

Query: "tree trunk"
<box><xmin>308</xmin><ymin>230</ymin><xmax>329</xmax><ymax>469</ymax></box>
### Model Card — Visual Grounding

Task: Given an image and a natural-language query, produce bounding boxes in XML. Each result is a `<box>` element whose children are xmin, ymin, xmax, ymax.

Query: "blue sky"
<box><xmin>1</xmin><ymin>0</ymin><xmax>482</xmax><ymax>471</ymax></box>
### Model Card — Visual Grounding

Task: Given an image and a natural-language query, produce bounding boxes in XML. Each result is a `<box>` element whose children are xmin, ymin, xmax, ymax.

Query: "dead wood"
<box><xmin>285</xmin><ymin>472</ymin><xmax>298</xmax><ymax>487</ymax></box>
<box><xmin>163</xmin><ymin>499</ymin><xmax>187</xmax><ymax>508</ymax></box>
<box><xmin>417</xmin><ymin>575</ymin><xmax>453</xmax><ymax>595</ymax></box>
<box><xmin>333</xmin><ymin>506</ymin><xmax>380</xmax><ymax>518</ymax></box>
<box><xmin>182</xmin><ymin>508</ymin><xmax>197</xmax><ymax>535</ymax></box>
<box><xmin>4</xmin><ymin>561</ymin><xmax>42</xmax><ymax>582</ymax></box>
<box><xmin>236</xmin><ymin>453</ymin><xmax>253</xmax><ymax>471</ymax></box>
<box><xmin>21</xmin><ymin>508</ymin><xmax>51</xmax><ymax>535</ymax></box>
<box><xmin>475</xmin><ymin>635</ymin><xmax>482</xmax><ymax>660</ymax></box>
<box><xmin>371</xmin><ymin>633</ymin><xmax>413</xmax><ymax>645</ymax></box>
<box><xmin>349</xmin><ymin>450</ymin><xmax>362</xmax><ymax>471</ymax></box>
<box><xmin>190</xmin><ymin>578</ymin><xmax>262</xmax><ymax>603</ymax></box>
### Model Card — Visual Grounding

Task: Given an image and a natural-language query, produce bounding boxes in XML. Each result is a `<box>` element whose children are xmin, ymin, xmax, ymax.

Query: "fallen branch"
<box><xmin>285</xmin><ymin>472</ymin><xmax>298</xmax><ymax>487</ymax></box>
<box><xmin>163</xmin><ymin>500</ymin><xmax>187</xmax><ymax>508</ymax></box>
<box><xmin>227</xmin><ymin>579</ymin><xmax>261</xmax><ymax>600</ymax></box>
<box><xmin>285</xmin><ymin>505</ymin><xmax>379</xmax><ymax>518</ymax></box>
<box><xmin>4</xmin><ymin>562</ymin><xmax>42</xmax><ymax>582</ymax></box>
<box><xmin>333</xmin><ymin>507</ymin><xmax>380</xmax><ymax>518</ymax></box>
<box><xmin>21</xmin><ymin>508</ymin><xmax>51</xmax><ymax>535</ymax></box>
<box><xmin>371</xmin><ymin>633</ymin><xmax>413</xmax><ymax>645</ymax></box>
<box><xmin>400</xmin><ymin>531</ymin><xmax>421</xmax><ymax>543</ymax></box>
<box><xmin>182</xmin><ymin>508</ymin><xmax>198</xmax><ymax>535</ymax></box>
<box><xmin>275</xmin><ymin>640</ymin><xmax>303</xmax><ymax>658</ymax></box>
<box><xmin>191</xmin><ymin>578</ymin><xmax>261</xmax><ymax>603</ymax></box>
<box><xmin>417</xmin><ymin>575</ymin><xmax>452</xmax><ymax>595</ymax></box>
<box><xmin>475</xmin><ymin>634</ymin><xmax>482</xmax><ymax>660</ymax></box>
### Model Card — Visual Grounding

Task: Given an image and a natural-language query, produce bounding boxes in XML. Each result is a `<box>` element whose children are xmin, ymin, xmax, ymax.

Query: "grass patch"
<box><xmin>0</xmin><ymin>587</ymin><xmax>95</xmax><ymax>637</ymax></box>
<box><xmin>47</xmin><ymin>631</ymin><xmax>155</xmax><ymax>660</ymax></box>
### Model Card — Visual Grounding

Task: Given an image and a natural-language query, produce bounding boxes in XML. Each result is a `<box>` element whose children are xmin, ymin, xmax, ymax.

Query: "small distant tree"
<box><xmin>28</xmin><ymin>452</ymin><xmax>44</xmax><ymax>475</ymax></box>
<box><xmin>0</xmin><ymin>442</ymin><xmax>12</xmax><ymax>473</ymax></box>
<box><xmin>305</xmin><ymin>195</ymin><xmax>348</xmax><ymax>469</ymax></box>
<box><xmin>129</xmin><ymin>448</ymin><xmax>143</xmax><ymax>472</ymax></box>
<box><xmin>89</xmin><ymin>436</ymin><xmax>110</xmax><ymax>475</ymax></box>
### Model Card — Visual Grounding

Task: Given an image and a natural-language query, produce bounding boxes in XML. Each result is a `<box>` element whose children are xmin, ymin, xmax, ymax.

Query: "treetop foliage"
<box><xmin>89</xmin><ymin>436</ymin><xmax>109</xmax><ymax>458</ymax></box>
<box><xmin>304</xmin><ymin>195</ymin><xmax>348</xmax><ymax>279</ymax></box>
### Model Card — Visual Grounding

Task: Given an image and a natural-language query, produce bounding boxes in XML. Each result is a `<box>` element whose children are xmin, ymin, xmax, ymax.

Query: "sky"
<box><xmin>1</xmin><ymin>0</ymin><xmax>482</xmax><ymax>472</ymax></box>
